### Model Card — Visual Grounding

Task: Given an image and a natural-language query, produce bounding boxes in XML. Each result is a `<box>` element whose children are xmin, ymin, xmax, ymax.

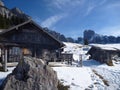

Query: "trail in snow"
<box><xmin>93</xmin><ymin>64</ymin><xmax>120</xmax><ymax>89</ymax></box>
<box><xmin>56</xmin><ymin>42</ymin><xmax>120</xmax><ymax>90</ymax></box>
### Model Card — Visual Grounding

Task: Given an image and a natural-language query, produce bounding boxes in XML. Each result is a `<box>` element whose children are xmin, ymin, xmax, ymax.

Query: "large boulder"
<box><xmin>0</xmin><ymin>57</ymin><xmax>58</xmax><ymax>90</ymax></box>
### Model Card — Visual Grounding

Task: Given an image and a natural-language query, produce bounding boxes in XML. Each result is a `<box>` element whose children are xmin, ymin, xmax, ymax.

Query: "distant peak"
<box><xmin>0</xmin><ymin>0</ymin><xmax>4</xmax><ymax>6</ymax></box>
<box><xmin>11</xmin><ymin>7</ymin><xmax>23</xmax><ymax>14</ymax></box>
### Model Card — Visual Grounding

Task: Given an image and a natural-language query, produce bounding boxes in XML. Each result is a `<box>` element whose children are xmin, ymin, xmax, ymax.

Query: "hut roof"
<box><xmin>89</xmin><ymin>44</ymin><xmax>120</xmax><ymax>51</ymax></box>
<box><xmin>0</xmin><ymin>19</ymin><xmax>65</xmax><ymax>47</ymax></box>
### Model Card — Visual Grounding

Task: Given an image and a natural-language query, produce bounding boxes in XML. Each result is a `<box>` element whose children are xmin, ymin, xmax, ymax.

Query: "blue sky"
<box><xmin>4</xmin><ymin>0</ymin><xmax>120</xmax><ymax>38</ymax></box>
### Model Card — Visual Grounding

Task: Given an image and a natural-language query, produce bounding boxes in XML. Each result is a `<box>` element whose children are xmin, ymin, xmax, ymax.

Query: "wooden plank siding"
<box><xmin>88</xmin><ymin>46</ymin><xmax>120</xmax><ymax>64</ymax></box>
<box><xmin>0</xmin><ymin>19</ymin><xmax>64</xmax><ymax>67</ymax></box>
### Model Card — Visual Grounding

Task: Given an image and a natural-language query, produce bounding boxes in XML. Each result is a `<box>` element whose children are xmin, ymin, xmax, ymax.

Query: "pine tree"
<box><xmin>84</xmin><ymin>38</ymin><xmax>89</xmax><ymax>45</ymax></box>
<box><xmin>0</xmin><ymin>14</ymin><xmax>25</xmax><ymax>29</ymax></box>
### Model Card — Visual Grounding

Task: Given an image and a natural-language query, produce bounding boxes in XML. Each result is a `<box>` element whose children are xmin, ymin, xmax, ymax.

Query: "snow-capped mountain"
<box><xmin>84</xmin><ymin>30</ymin><xmax>120</xmax><ymax>44</ymax></box>
<box><xmin>0</xmin><ymin>0</ymin><xmax>30</xmax><ymax>20</ymax></box>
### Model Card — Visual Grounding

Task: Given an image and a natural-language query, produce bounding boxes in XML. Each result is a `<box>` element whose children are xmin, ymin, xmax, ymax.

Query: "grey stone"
<box><xmin>0</xmin><ymin>57</ymin><xmax>58</xmax><ymax>90</ymax></box>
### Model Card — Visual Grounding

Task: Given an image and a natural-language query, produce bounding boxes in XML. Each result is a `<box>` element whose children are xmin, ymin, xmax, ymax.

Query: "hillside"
<box><xmin>53</xmin><ymin>42</ymin><xmax>120</xmax><ymax>90</ymax></box>
<box><xmin>0</xmin><ymin>1</ymin><xmax>29</xmax><ymax>29</ymax></box>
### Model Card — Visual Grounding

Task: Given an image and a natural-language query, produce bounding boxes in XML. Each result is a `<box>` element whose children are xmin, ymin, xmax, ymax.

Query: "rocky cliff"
<box><xmin>0</xmin><ymin>0</ymin><xmax>30</xmax><ymax>19</ymax></box>
<box><xmin>84</xmin><ymin>30</ymin><xmax>120</xmax><ymax>44</ymax></box>
<box><xmin>0</xmin><ymin>57</ymin><xmax>58</xmax><ymax>90</ymax></box>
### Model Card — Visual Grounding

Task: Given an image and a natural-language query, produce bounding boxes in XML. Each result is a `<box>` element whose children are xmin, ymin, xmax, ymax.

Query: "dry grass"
<box><xmin>92</xmin><ymin>69</ymin><xmax>109</xmax><ymax>86</ymax></box>
<box><xmin>106</xmin><ymin>60</ymin><xmax>114</xmax><ymax>66</ymax></box>
<box><xmin>49</xmin><ymin>64</ymin><xmax>62</xmax><ymax>67</ymax></box>
<box><xmin>57</xmin><ymin>81</ymin><xmax>70</xmax><ymax>90</ymax></box>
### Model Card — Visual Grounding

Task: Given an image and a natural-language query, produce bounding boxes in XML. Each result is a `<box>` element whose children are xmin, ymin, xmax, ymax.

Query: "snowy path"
<box><xmin>53</xmin><ymin>67</ymin><xmax>94</xmax><ymax>90</ymax></box>
<box><xmin>93</xmin><ymin>65</ymin><xmax>120</xmax><ymax>89</ymax></box>
<box><xmin>54</xmin><ymin>42</ymin><xmax>120</xmax><ymax>90</ymax></box>
<box><xmin>84</xmin><ymin>60</ymin><xmax>120</xmax><ymax>90</ymax></box>
<box><xmin>53</xmin><ymin>60</ymin><xmax>120</xmax><ymax>90</ymax></box>
<box><xmin>53</xmin><ymin>63</ymin><xmax>107</xmax><ymax>90</ymax></box>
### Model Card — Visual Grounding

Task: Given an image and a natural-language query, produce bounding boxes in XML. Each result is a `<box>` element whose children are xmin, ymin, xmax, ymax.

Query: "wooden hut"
<box><xmin>87</xmin><ymin>44</ymin><xmax>120</xmax><ymax>65</ymax></box>
<box><xmin>0</xmin><ymin>19</ymin><xmax>64</xmax><ymax>71</ymax></box>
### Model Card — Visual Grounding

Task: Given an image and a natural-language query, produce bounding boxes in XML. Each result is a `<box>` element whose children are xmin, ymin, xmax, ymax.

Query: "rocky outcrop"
<box><xmin>0</xmin><ymin>57</ymin><xmax>58</xmax><ymax>90</ymax></box>
<box><xmin>0</xmin><ymin>1</ymin><xmax>30</xmax><ymax>20</ymax></box>
<box><xmin>84</xmin><ymin>30</ymin><xmax>95</xmax><ymax>42</ymax></box>
<box><xmin>0</xmin><ymin>0</ymin><xmax>4</xmax><ymax>6</ymax></box>
<box><xmin>0</xmin><ymin>0</ymin><xmax>13</xmax><ymax>18</ymax></box>
<box><xmin>11</xmin><ymin>7</ymin><xmax>31</xmax><ymax>20</ymax></box>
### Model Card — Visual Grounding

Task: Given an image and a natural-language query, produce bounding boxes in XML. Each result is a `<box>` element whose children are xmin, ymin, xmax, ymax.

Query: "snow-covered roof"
<box><xmin>90</xmin><ymin>44</ymin><xmax>120</xmax><ymax>51</ymax></box>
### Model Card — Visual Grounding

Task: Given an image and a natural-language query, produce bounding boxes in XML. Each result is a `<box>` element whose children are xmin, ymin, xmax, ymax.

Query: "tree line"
<box><xmin>0</xmin><ymin>14</ymin><xmax>25</xmax><ymax>29</ymax></box>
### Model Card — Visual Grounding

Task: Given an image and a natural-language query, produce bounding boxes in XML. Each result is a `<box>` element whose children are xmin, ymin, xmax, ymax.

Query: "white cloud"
<box><xmin>41</xmin><ymin>14</ymin><xmax>66</xmax><ymax>28</ymax></box>
<box><xmin>106</xmin><ymin>3</ymin><xmax>120</xmax><ymax>9</ymax></box>
<box><xmin>46</xmin><ymin>0</ymin><xmax>85</xmax><ymax>11</ymax></box>
<box><xmin>99</xmin><ymin>25</ymin><xmax>120</xmax><ymax>36</ymax></box>
<box><xmin>84</xmin><ymin>5</ymin><xmax>95</xmax><ymax>16</ymax></box>
<box><xmin>99</xmin><ymin>0</ymin><xmax>107</xmax><ymax>5</ymax></box>
<box><xmin>84</xmin><ymin>0</ymin><xmax>107</xmax><ymax>16</ymax></box>
<box><xmin>52</xmin><ymin>0</ymin><xmax>82</xmax><ymax>8</ymax></box>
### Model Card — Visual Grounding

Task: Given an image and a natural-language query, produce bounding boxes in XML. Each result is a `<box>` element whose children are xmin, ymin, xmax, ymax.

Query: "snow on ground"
<box><xmin>52</xmin><ymin>60</ymin><xmax>105</xmax><ymax>90</ymax></box>
<box><xmin>53</xmin><ymin>64</ymin><xmax>106</xmax><ymax>90</ymax></box>
<box><xmin>93</xmin><ymin>61</ymin><xmax>120</xmax><ymax>89</ymax></box>
<box><xmin>53</xmin><ymin>67</ymin><xmax>94</xmax><ymax>90</ymax></box>
<box><xmin>0</xmin><ymin>67</ymin><xmax>15</xmax><ymax>85</ymax></box>
<box><xmin>53</xmin><ymin>60</ymin><xmax>120</xmax><ymax>90</ymax></box>
<box><xmin>53</xmin><ymin>42</ymin><xmax>120</xmax><ymax>90</ymax></box>
<box><xmin>63</xmin><ymin>42</ymin><xmax>91</xmax><ymax>61</ymax></box>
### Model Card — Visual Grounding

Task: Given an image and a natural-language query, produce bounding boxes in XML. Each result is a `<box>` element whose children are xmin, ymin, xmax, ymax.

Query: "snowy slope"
<box><xmin>53</xmin><ymin>59</ymin><xmax>120</xmax><ymax>90</ymax></box>
<box><xmin>53</xmin><ymin>42</ymin><xmax>120</xmax><ymax>90</ymax></box>
<box><xmin>53</xmin><ymin>66</ymin><xmax>105</xmax><ymax>90</ymax></box>
<box><xmin>63</xmin><ymin>42</ymin><xmax>91</xmax><ymax>61</ymax></box>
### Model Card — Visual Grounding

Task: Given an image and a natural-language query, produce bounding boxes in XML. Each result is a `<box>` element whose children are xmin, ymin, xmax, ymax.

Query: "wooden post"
<box><xmin>2</xmin><ymin>48</ymin><xmax>4</xmax><ymax>65</ymax></box>
<box><xmin>7</xmin><ymin>47</ymin><xmax>10</xmax><ymax>62</ymax></box>
<box><xmin>79</xmin><ymin>54</ymin><xmax>82</xmax><ymax>67</ymax></box>
<box><xmin>2</xmin><ymin>48</ymin><xmax>7</xmax><ymax>72</ymax></box>
<box><xmin>4</xmin><ymin>49</ymin><xmax>7</xmax><ymax>71</ymax></box>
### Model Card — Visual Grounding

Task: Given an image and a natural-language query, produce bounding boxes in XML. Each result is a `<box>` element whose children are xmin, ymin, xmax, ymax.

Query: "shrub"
<box><xmin>106</xmin><ymin>60</ymin><xmax>113</xmax><ymax>66</ymax></box>
<box><xmin>57</xmin><ymin>81</ymin><xmax>70</xmax><ymax>90</ymax></box>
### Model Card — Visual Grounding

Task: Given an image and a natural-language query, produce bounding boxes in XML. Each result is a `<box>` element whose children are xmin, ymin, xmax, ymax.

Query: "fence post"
<box><xmin>79</xmin><ymin>54</ymin><xmax>82</xmax><ymax>67</ymax></box>
<box><xmin>2</xmin><ymin>48</ymin><xmax>8</xmax><ymax>72</ymax></box>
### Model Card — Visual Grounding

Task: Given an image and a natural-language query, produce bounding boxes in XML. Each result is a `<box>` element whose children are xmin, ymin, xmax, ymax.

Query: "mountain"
<box><xmin>0</xmin><ymin>1</ymin><xmax>13</xmax><ymax>18</ymax></box>
<box><xmin>0</xmin><ymin>0</ymin><xmax>30</xmax><ymax>19</ymax></box>
<box><xmin>84</xmin><ymin>30</ymin><xmax>120</xmax><ymax>44</ymax></box>
<box><xmin>11</xmin><ymin>7</ymin><xmax>30</xmax><ymax>20</ymax></box>
<box><xmin>44</xmin><ymin>27</ymin><xmax>71</xmax><ymax>42</ymax></box>
<box><xmin>0</xmin><ymin>1</ymin><xmax>80</xmax><ymax>43</ymax></box>
<box><xmin>0</xmin><ymin>0</ymin><xmax>4</xmax><ymax>6</ymax></box>
<box><xmin>0</xmin><ymin>1</ymin><xmax>31</xmax><ymax>29</ymax></box>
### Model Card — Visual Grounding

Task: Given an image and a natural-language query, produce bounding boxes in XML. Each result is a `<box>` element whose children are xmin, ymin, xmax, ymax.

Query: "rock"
<box><xmin>0</xmin><ymin>57</ymin><xmax>58</xmax><ymax>90</ymax></box>
<box><xmin>11</xmin><ymin>7</ymin><xmax>31</xmax><ymax>20</ymax></box>
<box><xmin>0</xmin><ymin>0</ymin><xmax>4</xmax><ymax>6</ymax></box>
